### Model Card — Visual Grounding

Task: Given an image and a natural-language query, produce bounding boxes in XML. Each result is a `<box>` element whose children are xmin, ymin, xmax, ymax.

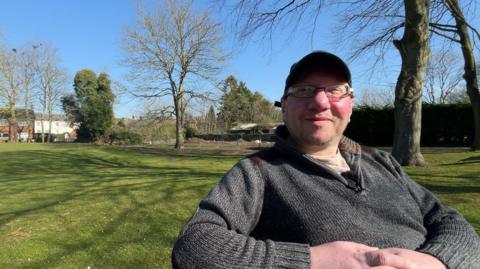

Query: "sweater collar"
<box><xmin>273</xmin><ymin>125</ymin><xmax>365</xmax><ymax>192</ymax></box>
<box><xmin>273</xmin><ymin>125</ymin><xmax>362</xmax><ymax>155</ymax></box>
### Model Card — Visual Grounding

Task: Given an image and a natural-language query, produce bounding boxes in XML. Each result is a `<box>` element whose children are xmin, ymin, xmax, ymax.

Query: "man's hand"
<box><xmin>309</xmin><ymin>241</ymin><xmax>417</xmax><ymax>269</ymax></box>
<box><xmin>369</xmin><ymin>248</ymin><xmax>447</xmax><ymax>269</ymax></box>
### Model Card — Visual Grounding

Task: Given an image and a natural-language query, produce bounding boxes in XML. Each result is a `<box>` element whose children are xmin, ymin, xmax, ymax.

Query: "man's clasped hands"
<box><xmin>310</xmin><ymin>241</ymin><xmax>447</xmax><ymax>269</ymax></box>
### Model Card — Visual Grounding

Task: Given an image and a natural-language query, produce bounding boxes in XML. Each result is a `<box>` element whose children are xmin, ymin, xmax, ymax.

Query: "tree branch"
<box><xmin>429</xmin><ymin>28</ymin><xmax>461</xmax><ymax>43</ymax></box>
<box><xmin>429</xmin><ymin>23</ymin><xmax>460</xmax><ymax>33</ymax></box>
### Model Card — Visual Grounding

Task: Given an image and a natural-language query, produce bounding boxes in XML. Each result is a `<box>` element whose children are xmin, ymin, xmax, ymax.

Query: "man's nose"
<box><xmin>307</xmin><ymin>90</ymin><xmax>331</xmax><ymax>110</ymax></box>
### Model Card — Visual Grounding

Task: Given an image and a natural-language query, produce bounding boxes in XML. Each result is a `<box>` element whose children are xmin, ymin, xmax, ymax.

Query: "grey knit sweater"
<box><xmin>172</xmin><ymin>126</ymin><xmax>480</xmax><ymax>269</ymax></box>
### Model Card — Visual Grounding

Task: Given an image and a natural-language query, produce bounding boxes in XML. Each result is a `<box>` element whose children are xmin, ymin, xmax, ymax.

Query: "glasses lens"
<box><xmin>325</xmin><ymin>85</ymin><xmax>348</xmax><ymax>97</ymax></box>
<box><xmin>288</xmin><ymin>84</ymin><xmax>351</xmax><ymax>100</ymax></box>
<box><xmin>290</xmin><ymin>86</ymin><xmax>315</xmax><ymax>97</ymax></box>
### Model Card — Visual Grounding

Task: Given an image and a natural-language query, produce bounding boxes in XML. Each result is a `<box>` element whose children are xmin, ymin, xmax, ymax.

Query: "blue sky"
<box><xmin>0</xmin><ymin>0</ymin><xmax>416</xmax><ymax>117</ymax></box>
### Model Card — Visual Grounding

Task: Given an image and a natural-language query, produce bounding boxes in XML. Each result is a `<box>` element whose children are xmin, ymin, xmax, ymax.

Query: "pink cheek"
<box><xmin>331</xmin><ymin>99</ymin><xmax>353</xmax><ymax>117</ymax></box>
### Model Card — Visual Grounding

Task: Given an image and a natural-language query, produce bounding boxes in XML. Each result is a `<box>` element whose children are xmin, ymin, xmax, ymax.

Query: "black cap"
<box><xmin>274</xmin><ymin>51</ymin><xmax>352</xmax><ymax>107</ymax></box>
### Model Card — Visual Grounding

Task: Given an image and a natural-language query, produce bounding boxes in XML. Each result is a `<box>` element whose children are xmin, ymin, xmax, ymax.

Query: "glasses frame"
<box><xmin>286</xmin><ymin>84</ymin><xmax>354</xmax><ymax>102</ymax></box>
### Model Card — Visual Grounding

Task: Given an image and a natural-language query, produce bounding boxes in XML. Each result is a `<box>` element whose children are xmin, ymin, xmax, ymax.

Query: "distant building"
<box><xmin>0</xmin><ymin>109</ymin><xmax>78</xmax><ymax>142</ymax></box>
<box><xmin>0</xmin><ymin>108</ymin><xmax>35</xmax><ymax>142</ymax></box>
<box><xmin>228</xmin><ymin>122</ymin><xmax>281</xmax><ymax>135</ymax></box>
<box><xmin>34</xmin><ymin>114</ymin><xmax>75</xmax><ymax>135</ymax></box>
<box><xmin>34</xmin><ymin>114</ymin><xmax>77</xmax><ymax>141</ymax></box>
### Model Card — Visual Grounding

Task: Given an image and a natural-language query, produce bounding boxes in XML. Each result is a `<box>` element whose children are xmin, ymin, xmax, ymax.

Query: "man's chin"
<box><xmin>304</xmin><ymin>136</ymin><xmax>336</xmax><ymax>148</ymax></box>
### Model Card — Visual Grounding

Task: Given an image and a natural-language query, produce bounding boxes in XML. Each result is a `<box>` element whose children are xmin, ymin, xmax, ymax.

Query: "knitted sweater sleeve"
<box><xmin>171</xmin><ymin>157</ymin><xmax>311</xmax><ymax>269</ymax></box>
<box><xmin>387</xmin><ymin>155</ymin><xmax>480</xmax><ymax>269</ymax></box>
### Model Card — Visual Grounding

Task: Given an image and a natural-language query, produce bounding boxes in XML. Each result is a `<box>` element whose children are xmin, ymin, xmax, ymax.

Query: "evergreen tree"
<box><xmin>62</xmin><ymin>69</ymin><xmax>115</xmax><ymax>141</ymax></box>
<box><xmin>205</xmin><ymin>105</ymin><xmax>216</xmax><ymax>133</ymax></box>
<box><xmin>217</xmin><ymin>75</ymin><xmax>281</xmax><ymax>130</ymax></box>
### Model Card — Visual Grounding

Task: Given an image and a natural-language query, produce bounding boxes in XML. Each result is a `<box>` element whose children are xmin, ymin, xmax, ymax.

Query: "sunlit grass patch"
<box><xmin>0</xmin><ymin>143</ymin><xmax>478</xmax><ymax>268</ymax></box>
<box><xmin>0</xmin><ymin>143</ymin><xmax>238</xmax><ymax>268</ymax></box>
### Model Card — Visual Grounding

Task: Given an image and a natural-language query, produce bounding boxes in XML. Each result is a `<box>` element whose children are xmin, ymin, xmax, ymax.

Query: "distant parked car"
<box><xmin>0</xmin><ymin>133</ymin><xmax>8</xmax><ymax>142</ymax></box>
<box><xmin>33</xmin><ymin>133</ymin><xmax>56</xmax><ymax>143</ymax></box>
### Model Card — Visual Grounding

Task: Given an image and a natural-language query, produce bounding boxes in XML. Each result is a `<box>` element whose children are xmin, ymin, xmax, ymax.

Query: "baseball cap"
<box><xmin>274</xmin><ymin>51</ymin><xmax>352</xmax><ymax>107</ymax></box>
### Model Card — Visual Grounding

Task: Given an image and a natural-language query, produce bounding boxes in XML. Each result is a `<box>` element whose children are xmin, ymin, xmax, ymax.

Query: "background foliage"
<box><xmin>62</xmin><ymin>70</ymin><xmax>115</xmax><ymax>142</ymax></box>
<box><xmin>217</xmin><ymin>76</ymin><xmax>282</xmax><ymax>130</ymax></box>
<box><xmin>346</xmin><ymin>103</ymin><xmax>474</xmax><ymax>147</ymax></box>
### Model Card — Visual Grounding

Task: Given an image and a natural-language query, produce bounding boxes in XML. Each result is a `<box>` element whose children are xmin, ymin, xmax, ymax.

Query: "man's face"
<box><xmin>281</xmin><ymin>70</ymin><xmax>353</xmax><ymax>152</ymax></box>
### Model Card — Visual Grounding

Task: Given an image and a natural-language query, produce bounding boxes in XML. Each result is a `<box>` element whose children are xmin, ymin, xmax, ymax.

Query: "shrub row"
<box><xmin>345</xmin><ymin>103</ymin><xmax>474</xmax><ymax>147</ymax></box>
<box><xmin>109</xmin><ymin>131</ymin><xmax>144</xmax><ymax>145</ymax></box>
<box><xmin>192</xmin><ymin>133</ymin><xmax>274</xmax><ymax>142</ymax></box>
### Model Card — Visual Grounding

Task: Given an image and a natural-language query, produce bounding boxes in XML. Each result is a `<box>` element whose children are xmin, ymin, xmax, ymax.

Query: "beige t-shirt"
<box><xmin>310</xmin><ymin>151</ymin><xmax>350</xmax><ymax>173</ymax></box>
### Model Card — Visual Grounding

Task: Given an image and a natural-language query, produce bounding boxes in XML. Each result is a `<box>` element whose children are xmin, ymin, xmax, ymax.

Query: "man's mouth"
<box><xmin>305</xmin><ymin>116</ymin><xmax>332</xmax><ymax>122</ymax></box>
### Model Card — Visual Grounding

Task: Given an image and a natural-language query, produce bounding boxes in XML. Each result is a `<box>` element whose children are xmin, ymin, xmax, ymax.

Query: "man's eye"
<box><xmin>327</xmin><ymin>86</ymin><xmax>345</xmax><ymax>95</ymax></box>
<box><xmin>296</xmin><ymin>86</ymin><xmax>314</xmax><ymax>94</ymax></box>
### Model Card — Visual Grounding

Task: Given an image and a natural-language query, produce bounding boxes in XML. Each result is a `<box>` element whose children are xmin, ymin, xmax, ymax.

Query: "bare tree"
<box><xmin>320</xmin><ymin>0</ymin><xmax>429</xmax><ymax>165</ymax></box>
<box><xmin>226</xmin><ymin>0</ymin><xmax>480</xmax><ymax>164</ymax></box>
<box><xmin>445</xmin><ymin>88</ymin><xmax>470</xmax><ymax>103</ymax></box>
<box><xmin>442</xmin><ymin>0</ymin><xmax>480</xmax><ymax>149</ymax></box>
<box><xmin>226</xmin><ymin>0</ymin><xmax>429</xmax><ymax>165</ymax></box>
<box><xmin>137</xmin><ymin>103</ymin><xmax>177</xmax><ymax>143</ymax></box>
<box><xmin>122</xmin><ymin>0</ymin><xmax>226</xmax><ymax>149</ymax></box>
<box><xmin>358</xmin><ymin>87</ymin><xmax>395</xmax><ymax>108</ymax></box>
<box><xmin>344</xmin><ymin>0</ymin><xmax>480</xmax><ymax>150</ymax></box>
<box><xmin>341</xmin><ymin>0</ymin><xmax>480</xmax><ymax>156</ymax></box>
<box><xmin>424</xmin><ymin>49</ymin><xmax>464</xmax><ymax>104</ymax></box>
<box><xmin>227</xmin><ymin>0</ymin><xmax>326</xmax><ymax>42</ymax></box>
<box><xmin>390</xmin><ymin>0</ymin><xmax>430</xmax><ymax>167</ymax></box>
<box><xmin>18</xmin><ymin>43</ymin><xmax>41</xmax><ymax>142</ymax></box>
<box><xmin>34</xmin><ymin>45</ymin><xmax>68</xmax><ymax>143</ymax></box>
<box><xmin>0</xmin><ymin>43</ymin><xmax>22</xmax><ymax>142</ymax></box>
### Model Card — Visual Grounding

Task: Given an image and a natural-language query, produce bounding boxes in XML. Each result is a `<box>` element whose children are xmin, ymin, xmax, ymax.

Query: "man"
<box><xmin>172</xmin><ymin>51</ymin><xmax>480</xmax><ymax>269</ymax></box>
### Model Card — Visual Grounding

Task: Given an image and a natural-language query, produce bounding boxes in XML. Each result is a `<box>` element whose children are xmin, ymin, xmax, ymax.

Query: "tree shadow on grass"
<box><xmin>407</xmin><ymin>171</ymin><xmax>479</xmax><ymax>182</ymax></box>
<box><xmin>456</xmin><ymin>155</ymin><xmax>480</xmax><ymax>164</ymax></box>
<box><xmin>0</xmin><ymin>173</ymin><xmax>215</xmax><ymax>225</ymax></box>
<box><xmin>0</xmin><ymin>149</ymin><xmax>225</xmax><ymax>181</ymax></box>
<box><xmin>440</xmin><ymin>154</ymin><xmax>480</xmax><ymax>166</ymax></box>
<box><xmin>1</xmin><ymin>145</ymin><xmax>478</xmax><ymax>267</ymax></box>
<box><xmin>119</xmin><ymin>144</ymin><xmax>269</xmax><ymax>159</ymax></box>
<box><xmin>0</xmin><ymin>145</ymin><xmax>238</xmax><ymax>268</ymax></box>
<box><xmin>406</xmin><ymin>170</ymin><xmax>479</xmax><ymax>195</ymax></box>
<box><xmin>0</xmin><ymin>149</ymin><xmax>223</xmax><ymax>225</ymax></box>
<box><xmin>417</xmin><ymin>183</ymin><xmax>480</xmax><ymax>195</ymax></box>
<box><xmin>1</xmin><ymin>167</ymin><xmax>218</xmax><ymax>267</ymax></box>
<box><xmin>14</xmin><ymin>181</ymin><xmax>195</xmax><ymax>269</ymax></box>
<box><xmin>420</xmin><ymin>147</ymin><xmax>471</xmax><ymax>154</ymax></box>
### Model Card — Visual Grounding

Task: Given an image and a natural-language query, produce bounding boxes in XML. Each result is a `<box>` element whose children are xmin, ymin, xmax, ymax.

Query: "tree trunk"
<box><xmin>40</xmin><ymin>115</ymin><xmax>45</xmax><ymax>143</ymax></box>
<box><xmin>8</xmin><ymin>106</ymin><xmax>18</xmax><ymax>142</ymax></box>
<box><xmin>24</xmin><ymin>90</ymin><xmax>31</xmax><ymax>143</ymax></box>
<box><xmin>391</xmin><ymin>0</ymin><xmax>429</xmax><ymax>166</ymax></box>
<box><xmin>48</xmin><ymin>115</ymin><xmax>52</xmax><ymax>143</ymax></box>
<box><xmin>25</xmin><ymin>102</ymin><xmax>30</xmax><ymax>143</ymax></box>
<box><xmin>446</xmin><ymin>0</ymin><xmax>480</xmax><ymax>150</ymax></box>
<box><xmin>174</xmin><ymin>96</ymin><xmax>184</xmax><ymax>150</ymax></box>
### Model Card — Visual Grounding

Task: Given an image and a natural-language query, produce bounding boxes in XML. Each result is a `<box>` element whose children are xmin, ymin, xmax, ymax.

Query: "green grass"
<box><xmin>0</xmin><ymin>143</ymin><xmax>241</xmax><ymax>269</ymax></box>
<box><xmin>0</xmin><ymin>143</ymin><xmax>478</xmax><ymax>268</ymax></box>
<box><xmin>403</xmin><ymin>150</ymin><xmax>480</xmax><ymax>233</ymax></box>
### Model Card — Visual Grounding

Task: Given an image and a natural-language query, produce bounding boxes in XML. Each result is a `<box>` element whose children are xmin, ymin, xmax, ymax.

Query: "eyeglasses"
<box><xmin>286</xmin><ymin>84</ymin><xmax>354</xmax><ymax>102</ymax></box>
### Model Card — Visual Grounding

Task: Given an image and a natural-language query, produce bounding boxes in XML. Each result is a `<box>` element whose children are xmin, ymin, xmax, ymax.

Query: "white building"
<box><xmin>34</xmin><ymin>114</ymin><xmax>75</xmax><ymax>135</ymax></box>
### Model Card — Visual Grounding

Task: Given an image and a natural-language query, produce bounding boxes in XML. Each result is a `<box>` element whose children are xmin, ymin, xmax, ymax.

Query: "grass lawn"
<box><xmin>0</xmin><ymin>143</ymin><xmax>479</xmax><ymax>268</ymax></box>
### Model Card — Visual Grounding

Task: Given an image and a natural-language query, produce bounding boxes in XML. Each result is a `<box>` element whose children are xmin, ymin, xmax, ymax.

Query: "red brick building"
<box><xmin>0</xmin><ymin>108</ymin><xmax>35</xmax><ymax>142</ymax></box>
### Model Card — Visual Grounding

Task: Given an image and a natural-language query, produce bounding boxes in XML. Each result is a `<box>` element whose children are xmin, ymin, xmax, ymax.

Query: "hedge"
<box><xmin>345</xmin><ymin>103</ymin><xmax>473</xmax><ymax>147</ymax></box>
<box><xmin>192</xmin><ymin>103</ymin><xmax>474</xmax><ymax>147</ymax></box>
